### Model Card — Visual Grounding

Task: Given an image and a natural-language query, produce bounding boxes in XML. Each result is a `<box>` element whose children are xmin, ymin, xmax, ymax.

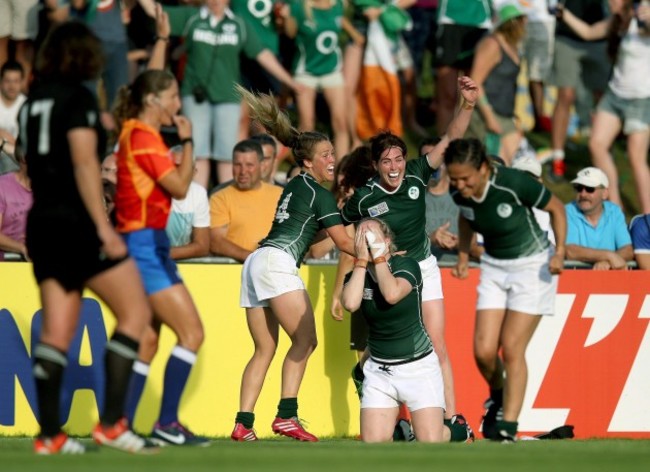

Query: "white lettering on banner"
<box><xmin>582</xmin><ymin>294</ymin><xmax>628</xmax><ymax>347</ymax></box>
<box><xmin>609</xmin><ymin>295</ymin><xmax>650</xmax><ymax>432</ymax></box>
<box><xmin>193</xmin><ymin>29</ymin><xmax>239</xmax><ymax>46</ymax></box>
<box><xmin>519</xmin><ymin>294</ymin><xmax>573</xmax><ymax>432</ymax></box>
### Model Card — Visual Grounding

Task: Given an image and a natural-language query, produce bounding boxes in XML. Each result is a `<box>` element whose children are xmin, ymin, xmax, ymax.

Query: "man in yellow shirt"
<box><xmin>209</xmin><ymin>139</ymin><xmax>283</xmax><ymax>261</ymax></box>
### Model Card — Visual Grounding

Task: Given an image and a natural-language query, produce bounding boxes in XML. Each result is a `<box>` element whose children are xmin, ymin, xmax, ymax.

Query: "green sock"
<box><xmin>277</xmin><ymin>397</ymin><xmax>298</xmax><ymax>419</ymax></box>
<box><xmin>496</xmin><ymin>420</ymin><xmax>518</xmax><ymax>436</ymax></box>
<box><xmin>235</xmin><ymin>411</ymin><xmax>255</xmax><ymax>429</ymax></box>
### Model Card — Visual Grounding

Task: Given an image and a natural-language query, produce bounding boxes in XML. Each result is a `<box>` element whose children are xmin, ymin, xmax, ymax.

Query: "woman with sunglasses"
<box><xmin>444</xmin><ymin>138</ymin><xmax>567</xmax><ymax>442</ymax></box>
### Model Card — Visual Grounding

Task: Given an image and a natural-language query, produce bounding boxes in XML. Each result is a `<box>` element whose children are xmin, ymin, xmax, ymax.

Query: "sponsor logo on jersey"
<box><xmin>497</xmin><ymin>203</ymin><xmax>513</xmax><ymax>218</ymax></box>
<box><xmin>368</xmin><ymin>202</ymin><xmax>389</xmax><ymax>217</ymax></box>
<box><xmin>459</xmin><ymin>206</ymin><xmax>475</xmax><ymax>221</ymax></box>
<box><xmin>408</xmin><ymin>186</ymin><xmax>419</xmax><ymax>200</ymax></box>
<box><xmin>275</xmin><ymin>193</ymin><xmax>292</xmax><ymax>223</ymax></box>
<box><xmin>362</xmin><ymin>288</ymin><xmax>373</xmax><ymax>300</ymax></box>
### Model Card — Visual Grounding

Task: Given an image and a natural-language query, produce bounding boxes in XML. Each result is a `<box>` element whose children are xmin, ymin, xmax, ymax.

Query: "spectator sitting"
<box><xmin>166</xmin><ymin>145</ymin><xmax>210</xmax><ymax>260</ymax></box>
<box><xmin>565</xmin><ymin>167</ymin><xmax>633</xmax><ymax>270</ymax></box>
<box><xmin>0</xmin><ymin>61</ymin><xmax>27</xmax><ymax>139</ymax></box>
<box><xmin>211</xmin><ymin>133</ymin><xmax>284</xmax><ymax>194</ymax></box>
<box><xmin>629</xmin><ymin>214</ymin><xmax>650</xmax><ymax>270</ymax></box>
<box><xmin>0</xmin><ymin>146</ymin><xmax>32</xmax><ymax>260</ymax></box>
<box><xmin>209</xmin><ymin>139</ymin><xmax>282</xmax><ymax>262</ymax></box>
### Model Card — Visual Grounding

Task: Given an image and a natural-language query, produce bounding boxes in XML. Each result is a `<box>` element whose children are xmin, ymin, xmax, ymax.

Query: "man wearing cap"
<box><xmin>565</xmin><ymin>166</ymin><xmax>633</xmax><ymax>270</ymax></box>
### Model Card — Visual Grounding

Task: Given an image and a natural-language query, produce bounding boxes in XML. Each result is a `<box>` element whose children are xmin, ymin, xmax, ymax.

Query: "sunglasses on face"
<box><xmin>573</xmin><ymin>184</ymin><xmax>598</xmax><ymax>194</ymax></box>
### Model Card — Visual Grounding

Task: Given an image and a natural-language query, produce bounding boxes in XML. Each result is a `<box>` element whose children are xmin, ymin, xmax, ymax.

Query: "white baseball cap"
<box><xmin>571</xmin><ymin>167</ymin><xmax>609</xmax><ymax>189</ymax></box>
<box><xmin>512</xmin><ymin>155</ymin><xmax>542</xmax><ymax>178</ymax></box>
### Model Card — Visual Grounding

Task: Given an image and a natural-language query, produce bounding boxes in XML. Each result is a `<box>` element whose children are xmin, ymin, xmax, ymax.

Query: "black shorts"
<box><xmin>350</xmin><ymin>310</ymin><xmax>369</xmax><ymax>351</ymax></box>
<box><xmin>26</xmin><ymin>208</ymin><xmax>125</xmax><ymax>292</ymax></box>
<box><xmin>240</xmin><ymin>56</ymin><xmax>282</xmax><ymax>95</ymax></box>
<box><xmin>435</xmin><ymin>24</ymin><xmax>487</xmax><ymax>70</ymax></box>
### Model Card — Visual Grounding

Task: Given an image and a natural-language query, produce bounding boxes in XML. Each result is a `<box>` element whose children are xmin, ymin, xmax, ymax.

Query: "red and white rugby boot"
<box><xmin>271</xmin><ymin>417</ymin><xmax>318</xmax><ymax>442</ymax></box>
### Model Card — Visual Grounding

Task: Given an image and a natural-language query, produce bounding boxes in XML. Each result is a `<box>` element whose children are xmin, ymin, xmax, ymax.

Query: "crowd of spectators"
<box><xmin>0</xmin><ymin>0</ymin><xmax>649</xmax><ymax>270</ymax></box>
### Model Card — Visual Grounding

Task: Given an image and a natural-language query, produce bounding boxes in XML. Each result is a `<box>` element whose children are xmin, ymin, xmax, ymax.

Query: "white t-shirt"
<box><xmin>609</xmin><ymin>19</ymin><xmax>650</xmax><ymax>99</ymax></box>
<box><xmin>166</xmin><ymin>181</ymin><xmax>210</xmax><ymax>247</ymax></box>
<box><xmin>0</xmin><ymin>94</ymin><xmax>26</xmax><ymax>138</ymax></box>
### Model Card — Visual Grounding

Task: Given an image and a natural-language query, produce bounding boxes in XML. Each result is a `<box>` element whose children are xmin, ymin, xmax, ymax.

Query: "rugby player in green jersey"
<box><xmin>445</xmin><ymin>138</ymin><xmax>567</xmax><ymax>442</ymax></box>
<box><xmin>342</xmin><ymin>76</ymin><xmax>478</xmax><ymax>439</ymax></box>
<box><xmin>231</xmin><ymin>85</ymin><xmax>355</xmax><ymax>442</ymax></box>
<box><xmin>341</xmin><ymin>218</ymin><xmax>453</xmax><ymax>443</ymax></box>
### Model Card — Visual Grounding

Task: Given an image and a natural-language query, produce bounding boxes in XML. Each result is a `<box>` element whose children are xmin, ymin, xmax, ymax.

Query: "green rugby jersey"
<box><xmin>437</xmin><ymin>0</ymin><xmax>492</xmax><ymax>28</ymax></box>
<box><xmin>230</xmin><ymin>0</ymin><xmax>280</xmax><ymax>55</ymax></box>
<box><xmin>166</xmin><ymin>6</ymin><xmax>264</xmax><ymax>103</ymax></box>
<box><xmin>261</xmin><ymin>172</ymin><xmax>342</xmax><ymax>266</ymax></box>
<box><xmin>451</xmin><ymin>166</ymin><xmax>552</xmax><ymax>260</ymax></box>
<box><xmin>342</xmin><ymin>155</ymin><xmax>434</xmax><ymax>262</ymax></box>
<box><xmin>290</xmin><ymin>0</ymin><xmax>344</xmax><ymax>76</ymax></box>
<box><xmin>345</xmin><ymin>256</ymin><xmax>432</xmax><ymax>361</ymax></box>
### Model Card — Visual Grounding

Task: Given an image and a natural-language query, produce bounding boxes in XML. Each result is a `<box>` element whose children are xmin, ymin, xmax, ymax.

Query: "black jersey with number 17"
<box><xmin>18</xmin><ymin>80</ymin><xmax>106</xmax><ymax>217</ymax></box>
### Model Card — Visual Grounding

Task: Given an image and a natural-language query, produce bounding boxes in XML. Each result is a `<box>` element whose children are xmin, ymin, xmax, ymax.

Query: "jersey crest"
<box><xmin>408</xmin><ymin>186</ymin><xmax>419</xmax><ymax>200</ymax></box>
<box><xmin>368</xmin><ymin>201</ymin><xmax>389</xmax><ymax>217</ymax></box>
<box><xmin>497</xmin><ymin>203</ymin><xmax>513</xmax><ymax>219</ymax></box>
<box><xmin>363</xmin><ymin>288</ymin><xmax>373</xmax><ymax>300</ymax></box>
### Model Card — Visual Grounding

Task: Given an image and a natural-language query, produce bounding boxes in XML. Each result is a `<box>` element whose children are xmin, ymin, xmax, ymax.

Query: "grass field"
<box><xmin>4</xmin><ymin>438</ymin><xmax>650</xmax><ymax>472</ymax></box>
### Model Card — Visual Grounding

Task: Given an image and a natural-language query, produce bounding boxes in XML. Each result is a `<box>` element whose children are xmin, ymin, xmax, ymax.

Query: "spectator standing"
<box><xmin>279</xmin><ymin>0</ymin><xmax>357</xmax><ymax>160</ymax></box>
<box><xmin>517</xmin><ymin>0</ymin><xmax>556</xmax><ymax>132</ymax></box>
<box><xmin>209</xmin><ymin>139</ymin><xmax>282</xmax><ymax>262</ymax></box>
<box><xmin>467</xmin><ymin>3</ymin><xmax>526</xmax><ymax>164</ymax></box>
<box><xmin>231</xmin><ymin>85</ymin><xmax>354</xmax><ymax>442</ymax></box>
<box><xmin>0</xmin><ymin>61</ymin><xmax>27</xmax><ymax>138</ymax></box>
<box><xmin>0</xmin><ymin>0</ymin><xmax>38</xmax><ymax>87</ymax></box>
<box><xmin>557</xmin><ymin>0</ymin><xmax>650</xmax><ymax>213</ymax></box>
<box><xmin>434</xmin><ymin>0</ymin><xmax>491</xmax><ymax>135</ymax></box>
<box><xmin>139</xmin><ymin>0</ymin><xmax>302</xmax><ymax>188</ymax></box>
<box><xmin>71</xmin><ymin>0</ymin><xmax>134</xmax><ymax>131</ymax></box>
<box><xmin>549</xmin><ymin>0</ymin><xmax>610</xmax><ymax>180</ymax></box>
<box><xmin>629</xmin><ymin>213</ymin><xmax>650</xmax><ymax>269</ymax></box>
<box><xmin>445</xmin><ymin>138</ymin><xmax>567</xmax><ymax>442</ymax></box>
<box><xmin>19</xmin><ymin>21</ymin><xmax>154</xmax><ymax>454</ymax></box>
<box><xmin>565</xmin><ymin>166</ymin><xmax>633</xmax><ymax>270</ymax></box>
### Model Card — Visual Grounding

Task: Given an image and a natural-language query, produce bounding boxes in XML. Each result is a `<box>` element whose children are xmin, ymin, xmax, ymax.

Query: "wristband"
<box><xmin>180</xmin><ymin>137</ymin><xmax>193</xmax><ymax>146</ymax></box>
<box><xmin>373</xmin><ymin>256</ymin><xmax>387</xmax><ymax>265</ymax></box>
<box><xmin>462</xmin><ymin>100</ymin><xmax>476</xmax><ymax>110</ymax></box>
<box><xmin>353</xmin><ymin>258</ymin><xmax>368</xmax><ymax>269</ymax></box>
<box><xmin>156</xmin><ymin>36</ymin><xmax>170</xmax><ymax>42</ymax></box>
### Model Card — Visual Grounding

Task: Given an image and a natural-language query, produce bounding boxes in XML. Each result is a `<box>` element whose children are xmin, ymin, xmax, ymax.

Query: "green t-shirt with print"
<box><xmin>290</xmin><ymin>0</ymin><xmax>344</xmax><ymax>76</ymax></box>
<box><xmin>166</xmin><ymin>6</ymin><xmax>264</xmax><ymax>103</ymax></box>
<box><xmin>230</xmin><ymin>0</ymin><xmax>280</xmax><ymax>55</ymax></box>
<box><xmin>437</xmin><ymin>0</ymin><xmax>493</xmax><ymax>28</ymax></box>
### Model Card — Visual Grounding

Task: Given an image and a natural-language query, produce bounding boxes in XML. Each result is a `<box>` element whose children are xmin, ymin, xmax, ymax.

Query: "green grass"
<box><xmin>4</xmin><ymin>438</ymin><xmax>650</xmax><ymax>472</ymax></box>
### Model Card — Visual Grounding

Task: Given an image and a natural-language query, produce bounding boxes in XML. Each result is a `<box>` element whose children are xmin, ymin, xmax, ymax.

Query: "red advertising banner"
<box><xmin>443</xmin><ymin>269</ymin><xmax>650</xmax><ymax>439</ymax></box>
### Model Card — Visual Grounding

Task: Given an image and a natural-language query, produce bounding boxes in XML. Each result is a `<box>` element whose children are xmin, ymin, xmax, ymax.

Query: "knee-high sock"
<box><xmin>124</xmin><ymin>360</ymin><xmax>150</xmax><ymax>426</ymax></box>
<box><xmin>102</xmin><ymin>332</ymin><xmax>139</xmax><ymax>425</ymax></box>
<box><xmin>33</xmin><ymin>344</ymin><xmax>67</xmax><ymax>437</ymax></box>
<box><xmin>158</xmin><ymin>346</ymin><xmax>196</xmax><ymax>426</ymax></box>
